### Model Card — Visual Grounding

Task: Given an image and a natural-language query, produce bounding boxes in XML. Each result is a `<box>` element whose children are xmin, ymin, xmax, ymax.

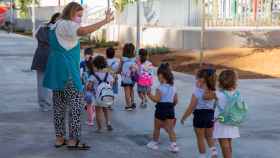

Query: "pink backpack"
<box><xmin>137</xmin><ymin>60</ymin><xmax>153</xmax><ymax>87</ymax></box>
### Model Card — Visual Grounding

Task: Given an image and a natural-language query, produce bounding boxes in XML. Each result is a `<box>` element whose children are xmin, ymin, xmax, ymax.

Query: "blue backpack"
<box><xmin>217</xmin><ymin>91</ymin><xmax>248</xmax><ymax>126</ymax></box>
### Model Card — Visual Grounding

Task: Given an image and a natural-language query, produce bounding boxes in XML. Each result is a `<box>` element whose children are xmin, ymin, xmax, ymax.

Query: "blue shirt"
<box><xmin>193</xmin><ymin>86</ymin><xmax>215</xmax><ymax>110</ymax></box>
<box><xmin>158</xmin><ymin>84</ymin><xmax>176</xmax><ymax>103</ymax></box>
<box><xmin>43</xmin><ymin>28</ymin><xmax>82</xmax><ymax>91</ymax></box>
<box><xmin>80</xmin><ymin>60</ymin><xmax>86</xmax><ymax>73</ymax></box>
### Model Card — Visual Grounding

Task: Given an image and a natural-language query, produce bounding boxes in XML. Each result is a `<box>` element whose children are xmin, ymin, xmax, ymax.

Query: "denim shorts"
<box><xmin>137</xmin><ymin>85</ymin><xmax>151</xmax><ymax>93</ymax></box>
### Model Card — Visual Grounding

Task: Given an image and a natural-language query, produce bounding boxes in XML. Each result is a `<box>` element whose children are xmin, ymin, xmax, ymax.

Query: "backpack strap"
<box><xmin>92</xmin><ymin>72</ymin><xmax>102</xmax><ymax>84</ymax></box>
<box><xmin>110</xmin><ymin>60</ymin><xmax>117</xmax><ymax>67</ymax></box>
<box><xmin>222</xmin><ymin>90</ymin><xmax>240</xmax><ymax>101</ymax></box>
<box><xmin>103</xmin><ymin>72</ymin><xmax>109</xmax><ymax>83</ymax></box>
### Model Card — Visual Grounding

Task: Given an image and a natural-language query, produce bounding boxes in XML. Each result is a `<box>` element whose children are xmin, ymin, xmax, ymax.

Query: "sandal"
<box><xmin>67</xmin><ymin>140</ymin><xmax>91</xmax><ymax>150</ymax></box>
<box><xmin>54</xmin><ymin>139</ymin><xmax>67</xmax><ymax>148</ymax></box>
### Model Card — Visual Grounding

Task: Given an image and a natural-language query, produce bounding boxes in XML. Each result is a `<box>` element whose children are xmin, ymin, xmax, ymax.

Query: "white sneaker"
<box><xmin>147</xmin><ymin>141</ymin><xmax>159</xmax><ymax>150</ymax></box>
<box><xmin>168</xmin><ymin>143</ymin><xmax>179</xmax><ymax>153</ymax></box>
<box><xmin>85</xmin><ymin>121</ymin><xmax>94</xmax><ymax>126</ymax></box>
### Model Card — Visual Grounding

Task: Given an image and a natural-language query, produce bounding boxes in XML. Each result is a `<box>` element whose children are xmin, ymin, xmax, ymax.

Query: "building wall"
<box><xmin>106</xmin><ymin>25</ymin><xmax>280</xmax><ymax>49</ymax></box>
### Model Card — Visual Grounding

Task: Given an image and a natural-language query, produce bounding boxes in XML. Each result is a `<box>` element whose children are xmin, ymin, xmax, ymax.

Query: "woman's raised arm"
<box><xmin>77</xmin><ymin>9</ymin><xmax>114</xmax><ymax>36</ymax></box>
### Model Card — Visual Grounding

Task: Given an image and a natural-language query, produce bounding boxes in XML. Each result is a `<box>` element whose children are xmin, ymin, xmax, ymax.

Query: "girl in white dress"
<box><xmin>214</xmin><ymin>70</ymin><xmax>240</xmax><ymax>158</ymax></box>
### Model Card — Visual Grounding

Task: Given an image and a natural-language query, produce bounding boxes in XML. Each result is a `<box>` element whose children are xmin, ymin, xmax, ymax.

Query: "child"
<box><xmin>81</xmin><ymin>51</ymin><xmax>96</xmax><ymax>126</ymax></box>
<box><xmin>89</xmin><ymin>55</ymin><xmax>114</xmax><ymax>132</ymax></box>
<box><xmin>181</xmin><ymin>68</ymin><xmax>218</xmax><ymax>158</ymax></box>
<box><xmin>84</xmin><ymin>80</ymin><xmax>96</xmax><ymax>126</ymax></box>
<box><xmin>147</xmin><ymin>63</ymin><xmax>179</xmax><ymax>153</ymax></box>
<box><xmin>106</xmin><ymin>47</ymin><xmax>120</xmax><ymax>99</ymax></box>
<box><xmin>120</xmin><ymin>43</ymin><xmax>137</xmax><ymax>111</ymax></box>
<box><xmin>212</xmin><ymin>70</ymin><xmax>240</xmax><ymax>158</ymax></box>
<box><xmin>136</xmin><ymin>48</ymin><xmax>153</xmax><ymax>108</ymax></box>
<box><xmin>80</xmin><ymin>47</ymin><xmax>94</xmax><ymax>86</ymax></box>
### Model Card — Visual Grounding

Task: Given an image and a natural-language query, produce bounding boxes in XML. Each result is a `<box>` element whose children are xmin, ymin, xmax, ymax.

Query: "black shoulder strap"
<box><xmin>92</xmin><ymin>72</ymin><xmax>102</xmax><ymax>84</ymax></box>
<box><xmin>103</xmin><ymin>72</ymin><xmax>109</xmax><ymax>82</ymax></box>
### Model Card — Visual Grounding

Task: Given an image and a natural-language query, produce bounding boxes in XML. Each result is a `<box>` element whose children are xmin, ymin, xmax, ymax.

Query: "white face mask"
<box><xmin>74</xmin><ymin>16</ymin><xmax>82</xmax><ymax>25</ymax></box>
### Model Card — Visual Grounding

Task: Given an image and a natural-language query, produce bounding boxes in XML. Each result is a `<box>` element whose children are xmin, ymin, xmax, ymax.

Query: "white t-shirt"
<box><xmin>55</xmin><ymin>20</ymin><xmax>80</xmax><ymax>50</ymax></box>
<box><xmin>107</xmin><ymin>58</ymin><xmax>120</xmax><ymax>72</ymax></box>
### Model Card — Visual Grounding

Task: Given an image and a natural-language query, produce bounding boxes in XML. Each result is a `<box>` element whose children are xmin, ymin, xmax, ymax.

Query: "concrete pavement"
<box><xmin>0</xmin><ymin>31</ymin><xmax>280</xmax><ymax>158</ymax></box>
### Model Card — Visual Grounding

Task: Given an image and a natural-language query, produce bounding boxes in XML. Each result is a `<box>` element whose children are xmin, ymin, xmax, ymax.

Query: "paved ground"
<box><xmin>0</xmin><ymin>31</ymin><xmax>280</xmax><ymax>158</ymax></box>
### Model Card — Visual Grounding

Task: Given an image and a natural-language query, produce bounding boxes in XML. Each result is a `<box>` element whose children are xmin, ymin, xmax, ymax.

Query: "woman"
<box><xmin>31</xmin><ymin>12</ymin><xmax>61</xmax><ymax>112</ymax></box>
<box><xmin>43</xmin><ymin>2</ymin><xmax>114</xmax><ymax>150</ymax></box>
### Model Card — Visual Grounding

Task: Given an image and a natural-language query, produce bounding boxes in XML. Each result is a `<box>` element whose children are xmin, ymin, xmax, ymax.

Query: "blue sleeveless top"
<box><xmin>43</xmin><ymin>28</ymin><xmax>82</xmax><ymax>91</ymax></box>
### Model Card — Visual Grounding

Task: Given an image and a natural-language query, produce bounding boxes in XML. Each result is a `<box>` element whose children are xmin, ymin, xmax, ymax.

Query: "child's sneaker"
<box><xmin>132</xmin><ymin>103</ymin><xmax>136</xmax><ymax>109</ymax></box>
<box><xmin>140</xmin><ymin>101</ymin><xmax>147</xmax><ymax>108</ymax></box>
<box><xmin>107</xmin><ymin>124</ymin><xmax>113</xmax><ymax>131</ymax></box>
<box><xmin>85</xmin><ymin>121</ymin><xmax>94</xmax><ymax>126</ymax></box>
<box><xmin>210</xmin><ymin>147</ymin><xmax>218</xmax><ymax>158</ymax></box>
<box><xmin>147</xmin><ymin>141</ymin><xmax>159</xmax><ymax>150</ymax></box>
<box><xmin>125</xmin><ymin>106</ymin><xmax>133</xmax><ymax>111</ymax></box>
<box><xmin>168</xmin><ymin>142</ymin><xmax>179</xmax><ymax>153</ymax></box>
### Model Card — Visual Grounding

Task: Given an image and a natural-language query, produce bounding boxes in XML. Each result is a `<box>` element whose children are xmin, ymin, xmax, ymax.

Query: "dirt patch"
<box><xmin>94</xmin><ymin>47</ymin><xmax>280</xmax><ymax>79</ymax></box>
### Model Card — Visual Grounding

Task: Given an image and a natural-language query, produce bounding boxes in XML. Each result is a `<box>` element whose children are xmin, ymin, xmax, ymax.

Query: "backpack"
<box><xmin>217</xmin><ymin>91</ymin><xmax>248</xmax><ymax>126</ymax></box>
<box><xmin>92</xmin><ymin>72</ymin><xmax>114</xmax><ymax>107</ymax></box>
<box><xmin>137</xmin><ymin>61</ymin><xmax>153</xmax><ymax>86</ymax></box>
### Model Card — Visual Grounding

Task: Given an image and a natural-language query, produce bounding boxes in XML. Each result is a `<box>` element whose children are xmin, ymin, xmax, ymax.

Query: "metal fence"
<box><xmin>204</xmin><ymin>0</ymin><xmax>280</xmax><ymax>27</ymax></box>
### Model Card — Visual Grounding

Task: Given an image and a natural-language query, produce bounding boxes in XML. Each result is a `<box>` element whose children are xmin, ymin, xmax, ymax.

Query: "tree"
<box><xmin>16</xmin><ymin>0</ymin><xmax>38</xmax><ymax>18</ymax></box>
<box><xmin>112</xmin><ymin>0</ymin><xmax>137</xmax><ymax>12</ymax></box>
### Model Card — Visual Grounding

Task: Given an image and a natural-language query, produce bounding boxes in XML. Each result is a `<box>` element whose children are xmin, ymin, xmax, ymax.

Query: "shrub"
<box><xmin>94</xmin><ymin>40</ymin><xmax>119</xmax><ymax>48</ymax></box>
<box><xmin>146</xmin><ymin>46</ymin><xmax>170</xmax><ymax>55</ymax></box>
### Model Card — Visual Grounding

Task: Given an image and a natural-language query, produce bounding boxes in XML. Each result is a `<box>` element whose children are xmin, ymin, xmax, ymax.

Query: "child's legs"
<box><xmin>138</xmin><ymin>92</ymin><xmax>145</xmax><ymax>102</ymax></box>
<box><xmin>86</xmin><ymin>104</ymin><xmax>94</xmax><ymax>123</ymax></box>
<box><xmin>205</xmin><ymin>127</ymin><xmax>216</xmax><ymax>148</ymax></box>
<box><xmin>130</xmin><ymin>86</ymin><xmax>134</xmax><ymax>103</ymax></box>
<box><xmin>164</xmin><ymin>119</ymin><xmax>177</xmax><ymax>142</ymax></box>
<box><xmin>103</xmin><ymin>107</ymin><xmax>112</xmax><ymax>125</ymax></box>
<box><xmin>123</xmin><ymin>86</ymin><xmax>132</xmax><ymax>107</ymax></box>
<box><xmin>95</xmin><ymin>107</ymin><xmax>104</xmax><ymax>129</ymax></box>
<box><xmin>153</xmin><ymin>118</ymin><xmax>162</xmax><ymax>141</ymax></box>
<box><xmin>194</xmin><ymin>128</ymin><xmax>207</xmax><ymax>154</ymax></box>
<box><xmin>219</xmin><ymin>138</ymin><xmax>232</xmax><ymax>158</ymax></box>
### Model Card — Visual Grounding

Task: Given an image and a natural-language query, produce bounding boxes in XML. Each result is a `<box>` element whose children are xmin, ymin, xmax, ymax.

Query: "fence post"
<box><xmin>136</xmin><ymin>0</ymin><xmax>141</xmax><ymax>51</ymax></box>
<box><xmin>200</xmin><ymin>0</ymin><xmax>205</xmax><ymax>66</ymax></box>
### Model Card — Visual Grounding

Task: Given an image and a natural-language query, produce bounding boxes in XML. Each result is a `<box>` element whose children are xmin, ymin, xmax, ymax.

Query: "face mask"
<box><xmin>74</xmin><ymin>16</ymin><xmax>82</xmax><ymax>24</ymax></box>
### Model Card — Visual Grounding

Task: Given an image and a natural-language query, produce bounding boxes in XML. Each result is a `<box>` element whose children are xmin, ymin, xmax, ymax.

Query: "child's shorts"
<box><xmin>121</xmin><ymin>81</ymin><xmax>135</xmax><ymax>87</ymax></box>
<box><xmin>137</xmin><ymin>85</ymin><xmax>151</xmax><ymax>93</ymax></box>
<box><xmin>155</xmin><ymin>102</ymin><xmax>175</xmax><ymax>121</ymax></box>
<box><xmin>193</xmin><ymin>109</ymin><xmax>214</xmax><ymax>128</ymax></box>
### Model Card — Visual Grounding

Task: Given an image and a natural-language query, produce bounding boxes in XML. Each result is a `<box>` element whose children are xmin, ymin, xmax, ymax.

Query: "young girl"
<box><xmin>89</xmin><ymin>56</ymin><xmax>114</xmax><ymax>132</ymax></box>
<box><xmin>120</xmin><ymin>43</ymin><xmax>137</xmax><ymax>111</ymax></box>
<box><xmin>147</xmin><ymin>63</ymin><xmax>179</xmax><ymax>153</ymax></box>
<box><xmin>212</xmin><ymin>70</ymin><xmax>240</xmax><ymax>158</ymax></box>
<box><xmin>180</xmin><ymin>68</ymin><xmax>218</xmax><ymax>158</ymax></box>
<box><xmin>84</xmin><ymin>80</ymin><xmax>96</xmax><ymax>126</ymax></box>
<box><xmin>106</xmin><ymin>47</ymin><xmax>120</xmax><ymax>98</ymax></box>
<box><xmin>83</xmin><ymin>56</ymin><xmax>96</xmax><ymax>126</ymax></box>
<box><xmin>136</xmin><ymin>48</ymin><xmax>153</xmax><ymax>108</ymax></box>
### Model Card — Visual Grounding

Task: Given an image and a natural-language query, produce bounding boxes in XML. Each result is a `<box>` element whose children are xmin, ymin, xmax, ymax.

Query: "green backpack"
<box><xmin>217</xmin><ymin>91</ymin><xmax>248</xmax><ymax>126</ymax></box>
